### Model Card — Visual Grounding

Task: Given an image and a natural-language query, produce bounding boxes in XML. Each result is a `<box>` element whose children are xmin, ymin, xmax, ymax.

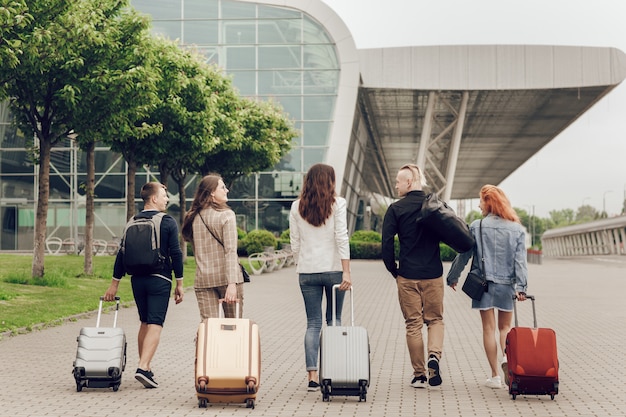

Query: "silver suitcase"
<box><xmin>73</xmin><ymin>296</ymin><xmax>127</xmax><ymax>392</ymax></box>
<box><xmin>319</xmin><ymin>285</ymin><xmax>370</xmax><ymax>402</ymax></box>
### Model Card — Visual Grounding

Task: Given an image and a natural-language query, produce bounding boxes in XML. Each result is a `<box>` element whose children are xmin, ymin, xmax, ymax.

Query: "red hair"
<box><xmin>480</xmin><ymin>184</ymin><xmax>520</xmax><ymax>223</ymax></box>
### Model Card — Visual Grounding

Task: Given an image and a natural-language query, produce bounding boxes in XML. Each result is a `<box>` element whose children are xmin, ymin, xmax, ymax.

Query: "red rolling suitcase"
<box><xmin>505</xmin><ymin>295</ymin><xmax>559</xmax><ymax>400</ymax></box>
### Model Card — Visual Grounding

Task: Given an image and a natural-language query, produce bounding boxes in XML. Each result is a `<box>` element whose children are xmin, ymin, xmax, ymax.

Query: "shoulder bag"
<box><xmin>461</xmin><ymin>219</ymin><xmax>487</xmax><ymax>300</ymax></box>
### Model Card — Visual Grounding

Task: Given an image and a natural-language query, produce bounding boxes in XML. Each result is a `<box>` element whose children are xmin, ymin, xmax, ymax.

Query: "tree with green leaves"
<box><xmin>0</xmin><ymin>1</ymin><xmax>32</xmax><ymax>77</ymax></box>
<box><xmin>68</xmin><ymin>5</ymin><xmax>161</xmax><ymax>274</ymax></box>
<box><xmin>135</xmin><ymin>42</ymin><xmax>235</xmax><ymax>258</ymax></box>
<box><xmin>548</xmin><ymin>208</ymin><xmax>575</xmax><ymax>228</ymax></box>
<box><xmin>0</xmin><ymin>0</ymin><xmax>157</xmax><ymax>277</ymax></box>
<box><xmin>575</xmin><ymin>204</ymin><xmax>598</xmax><ymax>223</ymax></box>
<box><xmin>198</xmin><ymin>97</ymin><xmax>298</xmax><ymax>185</ymax></box>
<box><xmin>140</xmin><ymin>43</ymin><xmax>234</xmax><ymax>227</ymax></box>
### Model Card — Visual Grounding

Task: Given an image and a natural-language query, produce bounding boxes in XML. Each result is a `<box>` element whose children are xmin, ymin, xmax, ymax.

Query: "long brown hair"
<box><xmin>181</xmin><ymin>174</ymin><xmax>229</xmax><ymax>242</ymax></box>
<box><xmin>480</xmin><ymin>184</ymin><xmax>520</xmax><ymax>223</ymax></box>
<box><xmin>298</xmin><ymin>163</ymin><xmax>336</xmax><ymax>227</ymax></box>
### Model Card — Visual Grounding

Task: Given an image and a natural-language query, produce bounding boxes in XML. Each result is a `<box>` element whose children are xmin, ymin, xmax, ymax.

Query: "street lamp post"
<box><xmin>582</xmin><ymin>196</ymin><xmax>590</xmax><ymax>207</ymax></box>
<box><xmin>603</xmin><ymin>190</ymin><xmax>613</xmax><ymax>215</ymax></box>
<box><xmin>525</xmin><ymin>204</ymin><xmax>535</xmax><ymax>247</ymax></box>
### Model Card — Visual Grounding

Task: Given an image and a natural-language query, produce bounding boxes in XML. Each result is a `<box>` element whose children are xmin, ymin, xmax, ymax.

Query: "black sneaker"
<box><xmin>427</xmin><ymin>355</ymin><xmax>442</xmax><ymax>387</ymax></box>
<box><xmin>410</xmin><ymin>375</ymin><xmax>427</xmax><ymax>388</ymax></box>
<box><xmin>135</xmin><ymin>368</ymin><xmax>158</xmax><ymax>388</ymax></box>
<box><xmin>307</xmin><ymin>380</ymin><xmax>320</xmax><ymax>392</ymax></box>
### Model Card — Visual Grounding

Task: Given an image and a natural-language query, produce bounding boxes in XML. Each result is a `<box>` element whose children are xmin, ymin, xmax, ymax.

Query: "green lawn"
<box><xmin>0</xmin><ymin>254</ymin><xmax>198</xmax><ymax>335</ymax></box>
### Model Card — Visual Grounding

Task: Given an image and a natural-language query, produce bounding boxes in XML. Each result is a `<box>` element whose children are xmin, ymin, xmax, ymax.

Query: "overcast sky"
<box><xmin>321</xmin><ymin>0</ymin><xmax>626</xmax><ymax>218</ymax></box>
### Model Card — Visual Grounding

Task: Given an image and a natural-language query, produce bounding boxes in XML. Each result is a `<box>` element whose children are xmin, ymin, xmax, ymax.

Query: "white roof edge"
<box><xmin>358</xmin><ymin>45</ymin><xmax>626</xmax><ymax>90</ymax></box>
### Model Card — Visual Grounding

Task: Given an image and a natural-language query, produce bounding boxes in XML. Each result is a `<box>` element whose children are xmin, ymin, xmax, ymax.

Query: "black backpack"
<box><xmin>121</xmin><ymin>212</ymin><xmax>166</xmax><ymax>275</ymax></box>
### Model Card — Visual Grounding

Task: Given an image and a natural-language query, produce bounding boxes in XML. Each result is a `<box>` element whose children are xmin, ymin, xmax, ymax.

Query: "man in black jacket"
<box><xmin>382</xmin><ymin>164</ymin><xmax>444</xmax><ymax>388</ymax></box>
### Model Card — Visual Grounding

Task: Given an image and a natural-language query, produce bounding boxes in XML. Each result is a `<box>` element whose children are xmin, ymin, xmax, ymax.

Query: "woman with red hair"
<box><xmin>289</xmin><ymin>163</ymin><xmax>352</xmax><ymax>391</ymax></box>
<box><xmin>446</xmin><ymin>184</ymin><xmax>528</xmax><ymax>389</ymax></box>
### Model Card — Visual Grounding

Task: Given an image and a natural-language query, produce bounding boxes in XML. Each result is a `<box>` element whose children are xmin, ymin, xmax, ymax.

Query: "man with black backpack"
<box><xmin>104</xmin><ymin>182</ymin><xmax>184</xmax><ymax>389</ymax></box>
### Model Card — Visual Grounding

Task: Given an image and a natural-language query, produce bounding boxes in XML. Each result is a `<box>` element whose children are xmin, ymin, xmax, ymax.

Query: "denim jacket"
<box><xmin>446</xmin><ymin>214</ymin><xmax>528</xmax><ymax>292</ymax></box>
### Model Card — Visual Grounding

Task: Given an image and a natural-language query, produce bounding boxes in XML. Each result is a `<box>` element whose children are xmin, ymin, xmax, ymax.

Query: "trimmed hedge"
<box><xmin>243</xmin><ymin>229</ymin><xmax>277</xmax><ymax>255</ymax></box>
<box><xmin>348</xmin><ymin>229</ymin><xmax>460</xmax><ymax>261</ymax></box>
<box><xmin>350</xmin><ymin>230</ymin><xmax>382</xmax><ymax>259</ymax></box>
<box><xmin>248</xmin><ymin>228</ymin><xmax>462</xmax><ymax>261</ymax></box>
<box><xmin>350</xmin><ymin>230</ymin><xmax>382</xmax><ymax>243</ymax></box>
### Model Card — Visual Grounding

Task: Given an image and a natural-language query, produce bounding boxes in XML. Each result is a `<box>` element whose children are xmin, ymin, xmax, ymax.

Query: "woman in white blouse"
<box><xmin>289</xmin><ymin>163</ymin><xmax>352</xmax><ymax>392</ymax></box>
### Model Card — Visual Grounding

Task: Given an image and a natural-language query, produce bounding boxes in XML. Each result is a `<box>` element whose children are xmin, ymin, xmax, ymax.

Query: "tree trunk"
<box><xmin>173</xmin><ymin>170</ymin><xmax>187</xmax><ymax>262</ymax></box>
<box><xmin>83</xmin><ymin>141</ymin><xmax>96</xmax><ymax>275</ymax></box>
<box><xmin>159</xmin><ymin>161</ymin><xmax>170</xmax><ymax>186</ymax></box>
<box><xmin>32</xmin><ymin>139</ymin><xmax>52</xmax><ymax>278</ymax></box>
<box><xmin>126</xmin><ymin>159</ymin><xmax>137</xmax><ymax>221</ymax></box>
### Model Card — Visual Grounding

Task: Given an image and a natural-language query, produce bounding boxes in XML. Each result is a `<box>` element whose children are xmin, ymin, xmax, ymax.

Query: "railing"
<box><xmin>541</xmin><ymin>215</ymin><xmax>626</xmax><ymax>257</ymax></box>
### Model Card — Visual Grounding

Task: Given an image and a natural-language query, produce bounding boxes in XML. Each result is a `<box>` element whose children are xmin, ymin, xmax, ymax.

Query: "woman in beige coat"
<box><xmin>182</xmin><ymin>174</ymin><xmax>243</xmax><ymax>319</ymax></box>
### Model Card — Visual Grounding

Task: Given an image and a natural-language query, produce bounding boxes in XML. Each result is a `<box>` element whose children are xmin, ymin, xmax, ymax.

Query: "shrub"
<box><xmin>237</xmin><ymin>228</ymin><xmax>248</xmax><ymax>256</ymax></box>
<box><xmin>278</xmin><ymin>229</ymin><xmax>290</xmax><ymax>249</ymax></box>
<box><xmin>439</xmin><ymin>244</ymin><xmax>459</xmax><ymax>261</ymax></box>
<box><xmin>350</xmin><ymin>241</ymin><xmax>381</xmax><ymax>259</ymax></box>
<box><xmin>350</xmin><ymin>230</ymin><xmax>382</xmax><ymax>243</ymax></box>
<box><xmin>243</xmin><ymin>229</ymin><xmax>277</xmax><ymax>255</ymax></box>
<box><xmin>348</xmin><ymin>236</ymin><xmax>459</xmax><ymax>262</ymax></box>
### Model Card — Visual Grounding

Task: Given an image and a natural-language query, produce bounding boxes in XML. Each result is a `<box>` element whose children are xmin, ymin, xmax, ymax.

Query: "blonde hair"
<box><xmin>399</xmin><ymin>164</ymin><xmax>428</xmax><ymax>187</ymax></box>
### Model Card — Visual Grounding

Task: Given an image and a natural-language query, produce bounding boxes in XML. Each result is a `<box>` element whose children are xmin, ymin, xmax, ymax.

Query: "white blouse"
<box><xmin>289</xmin><ymin>197</ymin><xmax>350</xmax><ymax>274</ymax></box>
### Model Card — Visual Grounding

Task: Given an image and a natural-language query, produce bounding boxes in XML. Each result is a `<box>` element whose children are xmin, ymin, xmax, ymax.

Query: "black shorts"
<box><xmin>131</xmin><ymin>275</ymin><xmax>172</xmax><ymax>326</ymax></box>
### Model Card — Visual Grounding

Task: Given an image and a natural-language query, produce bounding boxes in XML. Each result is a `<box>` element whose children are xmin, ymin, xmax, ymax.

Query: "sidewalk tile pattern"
<box><xmin>0</xmin><ymin>257</ymin><xmax>625</xmax><ymax>416</ymax></box>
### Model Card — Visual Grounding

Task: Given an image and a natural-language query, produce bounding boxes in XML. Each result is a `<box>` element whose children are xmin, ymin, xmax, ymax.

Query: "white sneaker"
<box><xmin>485</xmin><ymin>375</ymin><xmax>502</xmax><ymax>389</ymax></box>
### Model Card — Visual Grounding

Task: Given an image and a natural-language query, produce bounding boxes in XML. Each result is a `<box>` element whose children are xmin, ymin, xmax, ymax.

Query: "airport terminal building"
<box><xmin>1</xmin><ymin>0</ymin><xmax>624</xmax><ymax>251</ymax></box>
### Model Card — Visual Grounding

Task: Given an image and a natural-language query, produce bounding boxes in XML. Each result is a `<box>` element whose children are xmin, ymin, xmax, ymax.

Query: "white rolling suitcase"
<box><xmin>319</xmin><ymin>285</ymin><xmax>370</xmax><ymax>402</ymax></box>
<box><xmin>73</xmin><ymin>296</ymin><xmax>127</xmax><ymax>392</ymax></box>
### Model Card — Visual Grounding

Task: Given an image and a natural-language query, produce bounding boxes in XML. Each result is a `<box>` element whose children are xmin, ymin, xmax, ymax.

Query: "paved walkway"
<box><xmin>1</xmin><ymin>256</ymin><xmax>625</xmax><ymax>417</ymax></box>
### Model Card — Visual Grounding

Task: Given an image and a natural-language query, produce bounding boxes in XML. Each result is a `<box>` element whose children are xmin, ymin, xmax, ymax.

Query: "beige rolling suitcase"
<box><xmin>195</xmin><ymin>301</ymin><xmax>260</xmax><ymax>409</ymax></box>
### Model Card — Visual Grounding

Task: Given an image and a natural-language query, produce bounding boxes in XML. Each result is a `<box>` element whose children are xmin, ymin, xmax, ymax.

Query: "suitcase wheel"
<box><xmin>198</xmin><ymin>398</ymin><xmax>208</xmax><ymax>408</ymax></box>
<box><xmin>321</xmin><ymin>380</ymin><xmax>331</xmax><ymax>402</ymax></box>
<box><xmin>113</xmin><ymin>384</ymin><xmax>120</xmax><ymax>392</ymax></box>
<box><xmin>198</xmin><ymin>379</ymin><xmax>207</xmax><ymax>393</ymax></box>
<box><xmin>359</xmin><ymin>380</ymin><xmax>368</xmax><ymax>402</ymax></box>
<box><xmin>108</xmin><ymin>367</ymin><xmax>121</xmax><ymax>379</ymax></box>
<box><xmin>73</xmin><ymin>367</ymin><xmax>85</xmax><ymax>392</ymax></box>
<box><xmin>246</xmin><ymin>399</ymin><xmax>255</xmax><ymax>409</ymax></box>
<box><xmin>246</xmin><ymin>380</ymin><xmax>257</xmax><ymax>394</ymax></box>
<box><xmin>510</xmin><ymin>382</ymin><xmax>518</xmax><ymax>400</ymax></box>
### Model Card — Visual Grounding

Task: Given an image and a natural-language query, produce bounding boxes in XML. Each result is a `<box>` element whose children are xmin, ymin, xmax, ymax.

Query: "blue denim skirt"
<box><xmin>472</xmin><ymin>281</ymin><xmax>515</xmax><ymax>312</ymax></box>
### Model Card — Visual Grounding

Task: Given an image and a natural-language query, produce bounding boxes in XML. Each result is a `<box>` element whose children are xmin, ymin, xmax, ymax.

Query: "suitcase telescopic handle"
<box><xmin>512</xmin><ymin>294</ymin><xmax>536</xmax><ymax>328</ymax></box>
<box><xmin>96</xmin><ymin>296</ymin><xmax>120</xmax><ymax>328</ymax></box>
<box><xmin>331</xmin><ymin>284</ymin><xmax>354</xmax><ymax>327</ymax></box>
<box><xmin>218</xmin><ymin>299</ymin><xmax>241</xmax><ymax>319</ymax></box>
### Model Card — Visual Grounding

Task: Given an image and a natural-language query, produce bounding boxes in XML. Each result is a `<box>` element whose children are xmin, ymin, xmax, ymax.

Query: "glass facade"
<box><xmin>0</xmin><ymin>0</ymin><xmax>342</xmax><ymax>251</ymax></box>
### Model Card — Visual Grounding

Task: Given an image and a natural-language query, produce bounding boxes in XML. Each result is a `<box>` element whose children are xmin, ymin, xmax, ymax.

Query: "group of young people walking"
<box><xmin>382</xmin><ymin>164</ymin><xmax>528</xmax><ymax>390</ymax></box>
<box><xmin>103</xmin><ymin>161</ymin><xmax>528</xmax><ymax>394</ymax></box>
